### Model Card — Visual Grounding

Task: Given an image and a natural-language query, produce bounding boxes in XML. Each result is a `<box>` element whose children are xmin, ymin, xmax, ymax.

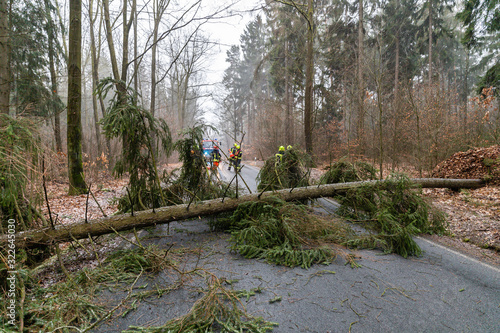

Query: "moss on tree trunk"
<box><xmin>67</xmin><ymin>0</ymin><xmax>87</xmax><ymax>195</ymax></box>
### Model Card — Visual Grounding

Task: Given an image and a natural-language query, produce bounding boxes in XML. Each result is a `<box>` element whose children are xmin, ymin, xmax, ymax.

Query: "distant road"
<box><xmin>218</xmin><ymin>161</ymin><xmax>260</xmax><ymax>194</ymax></box>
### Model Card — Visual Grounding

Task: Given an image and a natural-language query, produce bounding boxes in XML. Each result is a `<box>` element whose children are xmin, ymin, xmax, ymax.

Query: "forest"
<box><xmin>1</xmin><ymin>0</ymin><xmax>499</xmax><ymax>186</ymax></box>
<box><xmin>0</xmin><ymin>0</ymin><xmax>499</xmax><ymax>331</ymax></box>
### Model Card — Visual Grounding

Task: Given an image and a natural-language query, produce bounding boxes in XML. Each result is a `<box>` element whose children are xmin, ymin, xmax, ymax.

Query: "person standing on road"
<box><xmin>211</xmin><ymin>145</ymin><xmax>221</xmax><ymax>170</ymax></box>
<box><xmin>234</xmin><ymin>144</ymin><xmax>242</xmax><ymax>171</ymax></box>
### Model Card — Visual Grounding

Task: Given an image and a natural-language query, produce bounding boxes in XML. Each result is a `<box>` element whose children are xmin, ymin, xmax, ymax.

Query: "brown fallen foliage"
<box><xmin>431</xmin><ymin>145</ymin><xmax>500</xmax><ymax>184</ymax></box>
<box><xmin>426</xmin><ymin>146</ymin><xmax>500</xmax><ymax>264</ymax></box>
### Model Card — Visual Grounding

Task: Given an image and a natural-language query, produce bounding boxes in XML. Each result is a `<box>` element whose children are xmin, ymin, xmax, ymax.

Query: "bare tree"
<box><xmin>166</xmin><ymin>31</ymin><xmax>211</xmax><ymax>130</ymax></box>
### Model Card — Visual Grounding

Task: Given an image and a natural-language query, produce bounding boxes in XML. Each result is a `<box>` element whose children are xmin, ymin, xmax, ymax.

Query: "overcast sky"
<box><xmin>199</xmin><ymin>0</ymin><xmax>265</xmax><ymax>124</ymax></box>
<box><xmin>202</xmin><ymin>0</ymin><xmax>264</xmax><ymax>82</ymax></box>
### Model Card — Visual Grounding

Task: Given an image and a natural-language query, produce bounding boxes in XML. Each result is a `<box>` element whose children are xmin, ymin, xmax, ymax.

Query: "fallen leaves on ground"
<box><xmin>431</xmin><ymin>145</ymin><xmax>500</xmax><ymax>184</ymax></box>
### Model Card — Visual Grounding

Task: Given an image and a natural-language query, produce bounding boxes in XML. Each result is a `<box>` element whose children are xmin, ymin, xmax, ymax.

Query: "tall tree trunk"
<box><xmin>0</xmin><ymin>0</ymin><xmax>10</xmax><ymax>114</ymax></box>
<box><xmin>67</xmin><ymin>0</ymin><xmax>87</xmax><ymax>195</ymax></box>
<box><xmin>48</xmin><ymin>36</ymin><xmax>62</xmax><ymax>152</ymax></box>
<box><xmin>392</xmin><ymin>29</ymin><xmax>400</xmax><ymax>170</ymax></box>
<box><xmin>133</xmin><ymin>0</ymin><xmax>138</xmax><ymax>98</ymax></box>
<box><xmin>102</xmin><ymin>0</ymin><xmax>120</xmax><ymax>83</ymax></box>
<box><xmin>285</xmin><ymin>39</ymin><xmax>291</xmax><ymax>144</ymax></box>
<box><xmin>89</xmin><ymin>0</ymin><xmax>102</xmax><ymax>156</ymax></box>
<box><xmin>304</xmin><ymin>0</ymin><xmax>314</xmax><ymax>155</ymax></box>
<box><xmin>428</xmin><ymin>0</ymin><xmax>433</xmax><ymax>86</ymax></box>
<box><xmin>44</xmin><ymin>0</ymin><xmax>62</xmax><ymax>152</ymax></box>
<box><xmin>464</xmin><ymin>48</ymin><xmax>469</xmax><ymax>143</ymax></box>
<box><xmin>121</xmin><ymin>0</ymin><xmax>134</xmax><ymax>84</ymax></box>
<box><xmin>96</xmin><ymin>10</ymin><xmax>111</xmax><ymax>157</ymax></box>
<box><xmin>357</xmin><ymin>0</ymin><xmax>365</xmax><ymax>152</ymax></box>
<box><xmin>150</xmin><ymin>0</ymin><xmax>162</xmax><ymax>154</ymax></box>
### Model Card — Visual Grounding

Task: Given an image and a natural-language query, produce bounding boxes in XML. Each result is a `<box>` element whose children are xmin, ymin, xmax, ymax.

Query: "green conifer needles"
<box><xmin>222</xmin><ymin>198</ymin><xmax>353</xmax><ymax>268</ymax></box>
<box><xmin>257</xmin><ymin>148</ymin><xmax>312</xmax><ymax>191</ymax></box>
<box><xmin>337</xmin><ymin>174</ymin><xmax>447</xmax><ymax>257</ymax></box>
<box><xmin>125</xmin><ymin>275</ymin><xmax>277</xmax><ymax>333</ymax></box>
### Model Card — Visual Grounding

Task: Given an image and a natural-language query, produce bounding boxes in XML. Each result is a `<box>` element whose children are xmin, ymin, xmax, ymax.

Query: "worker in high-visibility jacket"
<box><xmin>211</xmin><ymin>145</ymin><xmax>221</xmax><ymax>169</ymax></box>
<box><xmin>234</xmin><ymin>144</ymin><xmax>242</xmax><ymax>171</ymax></box>
<box><xmin>275</xmin><ymin>145</ymin><xmax>285</xmax><ymax>166</ymax></box>
<box><xmin>228</xmin><ymin>143</ymin><xmax>238</xmax><ymax>170</ymax></box>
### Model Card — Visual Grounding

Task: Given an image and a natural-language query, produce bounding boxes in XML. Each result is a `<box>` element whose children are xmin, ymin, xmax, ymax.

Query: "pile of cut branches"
<box><xmin>319</xmin><ymin>160</ymin><xmax>446</xmax><ymax>257</ymax></box>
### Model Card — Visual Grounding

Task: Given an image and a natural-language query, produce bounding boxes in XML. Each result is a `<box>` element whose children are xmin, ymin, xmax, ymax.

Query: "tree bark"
<box><xmin>89</xmin><ymin>0</ymin><xmax>102</xmax><ymax>156</ymax></box>
<box><xmin>428</xmin><ymin>0</ymin><xmax>433</xmax><ymax>86</ymax></box>
<box><xmin>392</xmin><ymin>27</ymin><xmax>400</xmax><ymax>170</ymax></box>
<box><xmin>357</xmin><ymin>0</ymin><xmax>365</xmax><ymax>152</ymax></box>
<box><xmin>0</xmin><ymin>0</ymin><xmax>10</xmax><ymax>115</ymax></box>
<box><xmin>102</xmin><ymin>0</ymin><xmax>120</xmax><ymax>83</ymax></box>
<box><xmin>67</xmin><ymin>0</ymin><xmax>87</xmax><ymax>195</ymax></box>
<box><xmin>44</xmin><ymin>0</ymin><xmax>63</xmax><ymax>153</ymax></box>
<box><xmin>304</xmin><ymin>0</ymin><xmax>314</xmax><ymax>155</ymax></box>
<box><xmin>8</xmin><ymin>178</ymin><xmax>483</xmax><ymax>247</ymax></box>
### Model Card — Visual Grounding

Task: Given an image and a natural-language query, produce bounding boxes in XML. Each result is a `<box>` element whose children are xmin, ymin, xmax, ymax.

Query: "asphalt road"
<box><xmin>93</xmin><ymin>162</ymin><xmax>500</xmax><ymax>333</ymax></box>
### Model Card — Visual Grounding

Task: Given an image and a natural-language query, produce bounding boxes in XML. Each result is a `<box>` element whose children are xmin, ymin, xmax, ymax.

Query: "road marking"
<box><xmin>415</xmin><ymin>236</ymin><xmax>500</xmax><ymax>273</ymax></box>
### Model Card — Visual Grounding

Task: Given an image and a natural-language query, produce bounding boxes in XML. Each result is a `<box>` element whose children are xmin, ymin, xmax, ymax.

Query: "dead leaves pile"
<box><xmin>431</xmin><ymin>145</ymin><xmax>500</xmax><ymax>184</ymax></box>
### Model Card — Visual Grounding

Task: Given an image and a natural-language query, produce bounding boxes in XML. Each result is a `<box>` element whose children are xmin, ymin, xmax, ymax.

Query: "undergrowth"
<box><xmin>0</xmin><ymin>114</ymin><xmax>43</xmax><ymax>233</ymax></box>
<box><xmin>212</xmin><ymin>197</ymin><xmax>355</xmax><ymax>268</ymax></box>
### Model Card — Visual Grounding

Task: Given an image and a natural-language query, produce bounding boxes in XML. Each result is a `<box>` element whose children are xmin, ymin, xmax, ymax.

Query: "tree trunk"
<box><xmin>9</xmin><ymin>178</ymin><xmax>484</xmax><ymax>247</ymax></box>
<box><xmin>0</xmin><ymin>0</ymin><xmax>10</xmax><ymax>115</ymax></box>
<box><xmin>392</xmin><ymin>28</ymin><xmax>400</xmax><ymax>170</ymax></box>
<box><xmin>150</xmin><ymin>0</ymin><xmax>162</xmax><ymax>154</ymax></box>
<box><xmin>121</xmin><ymin>0</ymin><xmax>133</xmax><ymax>84</ymax></box>
<box><xmin>464</xmin><ymin>48</ymin><xmax>469</xmax><ymax>144</ymax></box>
<box><xmin>428</xmin><ymin>0</ymin><xmax>433</xmax><ymax>86</ymax></box>
<box><xmin>357</xmin><ymin>0</ymin><xmax>365</xmax><ymax>152</ymax></box>
<box><xmin>133</xmin><ymin>0</ymin><xmax>138</xmax><ymax>97</ymax></box>
<box><xmin>89</xmin><ymin>0</ymin><xmax>102</xmax><ymax>156</ymax></box>
<box><xmin>102</xmin><ymin>0</ymin><xmax>120</xmax><ymax>83</ymax></box>
<box><xmin>67</xmin><ymin>0</ymin><xmax>87</xmax><ymax>195</ymax></box>
<box><xmin>44</xmin><ymin>0</ymin><xmax>63</xmax><ymax>153</ymax></box>
<box><xmin>304</xmin><ymin>0</ymin><xmax>314</xmax><ymax>155</ymax></box>
<box><xmin>285</xmin><ymin>39</ymin><xmax>293</xmax><ymax>145</ymax></box>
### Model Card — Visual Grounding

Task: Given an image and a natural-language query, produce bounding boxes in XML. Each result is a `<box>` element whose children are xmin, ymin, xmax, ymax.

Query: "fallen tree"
<box><xmin>4</xmin><ymin>178</ymin><xmax>483</xmax><ymax>247</ymax></box>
